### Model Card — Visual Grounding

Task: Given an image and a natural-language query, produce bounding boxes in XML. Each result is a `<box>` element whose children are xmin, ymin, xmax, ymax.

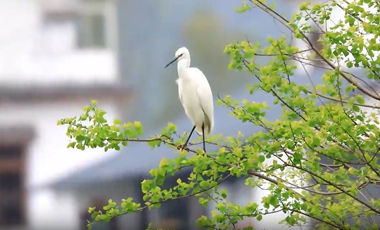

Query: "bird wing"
<box><xmin>194</xmin><ymin>70</ymin><xmax>214</xmax><ymax>134</ymax></box>
<box><xmin>176</xmin><ymin>79</ymin><xmax>183</xmax><ymax>104</ymax></box>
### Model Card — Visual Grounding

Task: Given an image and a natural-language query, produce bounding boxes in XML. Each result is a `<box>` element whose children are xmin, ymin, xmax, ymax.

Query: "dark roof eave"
<box><xmin>0</xmin><ymin>83</ymin><xmax>134</xmax><ymax>104</ymax></box>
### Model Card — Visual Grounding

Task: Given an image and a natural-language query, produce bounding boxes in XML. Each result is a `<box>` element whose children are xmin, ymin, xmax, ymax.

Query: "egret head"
<box><xmin>165</xmin><ymin>47</ymin><xmax>190</xmax><ymax>68</ymax></box>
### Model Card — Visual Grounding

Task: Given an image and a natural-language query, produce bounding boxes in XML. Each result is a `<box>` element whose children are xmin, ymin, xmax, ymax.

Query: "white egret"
<box><xmin>165</xmin><ymin>47</ymin><xmax>214</xmax><ymax>152</ymax></box>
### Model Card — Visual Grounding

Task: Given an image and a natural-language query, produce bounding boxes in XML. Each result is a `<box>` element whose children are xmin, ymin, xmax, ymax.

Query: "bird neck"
<box><xmin>177</xmin><ymin>59</ymin><xmax>190</xmax><ymax>73</ymax></box>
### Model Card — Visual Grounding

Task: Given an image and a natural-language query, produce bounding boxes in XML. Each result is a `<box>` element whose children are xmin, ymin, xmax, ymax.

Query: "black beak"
<box><xmin>165</xmin><ymin>55</ymin><xmax>180</xmax><ymax>68</ymax></box>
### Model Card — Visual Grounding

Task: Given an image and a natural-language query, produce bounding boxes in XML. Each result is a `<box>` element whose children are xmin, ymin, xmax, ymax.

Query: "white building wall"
<box><xmin>47</xmin><ymin>180</ymin><xmax>141</xmax><ymax>230</ymax></box>
<box><xmin>0</xmin><ymin>101</ymin><xmax>120</xmax><ymax>230</ymax></box>
<box><xmin>28</xmin><ymin>189</ymin><xmax>80</xmax><ymax>230</ymax></box>
<box><xmin>0</xmin><ymin>0</ymin><xmax>118</xmax><ymax>86</ymax></box>
<box><xmin>0</xmin><ymin>0</ymin><xmax>121</xmax><ymax>229</ymax></box>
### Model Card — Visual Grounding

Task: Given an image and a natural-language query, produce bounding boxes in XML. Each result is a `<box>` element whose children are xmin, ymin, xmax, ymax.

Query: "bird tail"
<box><xmin>195</xmin><ymin>126</ymin><xmax>206</xmax><ymax>136</ymax></box>
<box><xmin>196</xmin><ymin>112</ymin><xmax>213</xmax><ymax>135</ymax></box>
<box><xmin>195</xmin><ymin>120</ymin><xmax>213</xmax><ymax>136</ymax></box>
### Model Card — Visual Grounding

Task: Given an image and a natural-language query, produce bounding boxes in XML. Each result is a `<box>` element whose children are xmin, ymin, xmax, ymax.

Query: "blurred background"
<box><xmin>0</xmin><ymin>0</ymin><xmax>315</xmax><ymax>230</ymax></box>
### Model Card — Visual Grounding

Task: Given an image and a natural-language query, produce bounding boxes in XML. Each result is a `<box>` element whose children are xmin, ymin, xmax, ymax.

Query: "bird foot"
<box><xmin>177</xmin><ymin>145</ymin><xmax>189</xmax><ymax>151</ymax></box>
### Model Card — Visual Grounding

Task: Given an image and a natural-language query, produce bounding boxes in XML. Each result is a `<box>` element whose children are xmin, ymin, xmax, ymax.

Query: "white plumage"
<box><xmin>165</xmin><ymin>47</ymin><xmax>214</xmax><ymax>151</ymax></box>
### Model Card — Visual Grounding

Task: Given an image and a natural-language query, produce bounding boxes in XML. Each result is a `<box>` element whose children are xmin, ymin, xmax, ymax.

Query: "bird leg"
<box><xmin>202</xmin><ymin>123</ymin><xmax>206</xmax><ymax>152</ymax></box>
<box><xmin>178</xmin><ymin>126</ymin><xmax>196</xmax><ymax>151</ymax></box>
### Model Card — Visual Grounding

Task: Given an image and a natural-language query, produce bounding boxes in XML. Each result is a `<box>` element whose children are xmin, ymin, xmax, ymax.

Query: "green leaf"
<box><xmin>159</xmin><ymin>158</ymin><xmax>169</xmax><ymax>167</ymax></box>
<box><xmin>356</xmin><ymin>96</ymin><xmax>365</xmax><ymax>104</ymax></box>
<box><xmin>221</xmin><ymin>189</ymin><xmax>228</xmax><ymax>199</ymax></box>
<box><xmin>113</xmin><ymin>119</ymin><xmax>122</xmax><ymax>125</ymax></box>
<box><xmin>67</xmin><ymin>142</ymin><xmax>76</xmax><ymax>148</ymax></box>
<box><xmin>259</xmin><ymin>155</ymin><xmax>265</xmax><ymax>163</ymax></box>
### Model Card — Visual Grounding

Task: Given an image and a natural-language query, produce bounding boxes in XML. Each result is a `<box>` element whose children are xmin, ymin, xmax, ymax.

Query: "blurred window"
<box><xmin>40</xmin><ymin>0</ymin><xmax>114</xmax><ymax>50</ymax></box>
<box><xmin>155</xmin><ymin>174</ymin><xmax>190</xmax><ymax>230</ymax></box>
<box><xmin>158</xmin><ymin>198</ymin><xmax>189</xmax><ymax>230</ymax></box>
<box><xmin>0</xmin><ymin>146</ymin><xmax>25</xmax><ymax>227</ymax></box>
<box><xmin>77</xmin><ymin>0</ymin><xmax>107</xmax><ymax>49</ymax></box>
<box><xmin>207</xmin><ymin>177</ymin><xmax>254</xmax><ymax>228</ymax></box>
<box><xmin>80</xmin><ymin>198</ymin><xmax>118</xmax><ymax>230</ymax></box>
<box><xmin>0</xmin><ymin>146</ymin><xmax>22</xmax><ymax>159</ymax></box>
<box><xmin>77</xmin><ymin>11</ymin><xmax>106</xmax><ymax>49</ymax></box>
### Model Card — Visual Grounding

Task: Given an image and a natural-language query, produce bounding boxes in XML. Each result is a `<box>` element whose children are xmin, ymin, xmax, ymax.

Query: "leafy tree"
<box><xmin>58</xmin><ymin>0</ymin><xmax>380</xmax><ymax>229</ymax></box>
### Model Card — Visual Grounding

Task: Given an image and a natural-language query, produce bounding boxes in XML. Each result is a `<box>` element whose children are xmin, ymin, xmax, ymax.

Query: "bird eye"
<box><xmin>178</xmin><ymin>53</ymin><xmax>183</xmax><ymax>57</ymax></box>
